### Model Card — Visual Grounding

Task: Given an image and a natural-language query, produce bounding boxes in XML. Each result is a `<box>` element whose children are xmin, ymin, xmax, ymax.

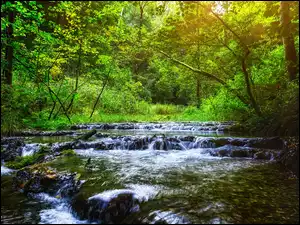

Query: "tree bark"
<box><xmin>48</xmin><ymin>80</ymin><xmax>63</xmax><ymax>120</ymax></box>
<box><xmin>139</xmin><ymin>2</ymin><xmax>144</xmax><ymax>42</ymax></box>
<box><xmin>89</xmin><ymin>70</ymin><xmax>111</xmax><ymax>119</ymax></box>
<box><xmin>196</xmin><ymin>78</ymin><xmax>200</xmax><ymax>108</ymax></box>
<box><xmin>196</xmin><ymin>2</ymin><xmax>201</xmax><ymax>108</ymax></box>
<box><xmin>66</xmin><ymin>43</ymin><xmax>81</xmax><ymax>114</ymax></box>
<box><xmin>242</xmin><ymin>55</ymin><xmax>262</xmax><ymax>116</ymax></box>
<box><xmin>280</xmin><ymin>1</ymin><xmax>298</xmax><ymax>81</ymax></box>
<box><xmin>12</xmin><ymin>54</ymin><xmax>72</xmax><ymax>123</ymax></box>
<box><xmin>75</xmin><ymin>129</ymin><xmax>97</xmax><ymax>141</ymax></box>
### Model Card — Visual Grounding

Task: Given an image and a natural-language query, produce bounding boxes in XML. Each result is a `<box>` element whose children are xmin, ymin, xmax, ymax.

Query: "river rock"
<box><xmin>72</xmin><ymin>189</ymin><xmax>140</xmax><ymax>223</ymax></box>
<box><xmin>179</xmin><ymin>136</ymin><xmax>195</xmax><ymax>142</ymax></box>
<box><xmin>277</xmin><ymin>137</ymin><xmax>299</xmax><ymax>177</ymax></box>
<box><xmin>12</xmin><ymin>166</ymin><xmax>82</xmax><ymax>198</ymax></box>
<box><xmin>253</xmin><ymin>151</ymin><xmax>272</xmax><ymax>160</ymax></box>
<box><xmin>1</xmin><ymin>138</ymin><xmax>25</xmax><ymax>161</ymax></box>
<box><xmin>230</xmin><ymin>149</ymin><xmax>249</xmax><ymax>157</ymax></box>
<box><xmin>245</xmin><ymin>137</ymin><xmax>284</xmax><ymax>150</ymax></box>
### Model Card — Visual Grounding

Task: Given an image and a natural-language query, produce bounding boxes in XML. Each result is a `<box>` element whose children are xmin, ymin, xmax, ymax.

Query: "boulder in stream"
<box><xmin>1</xmin><ymin>138</ymin><xmax>25</xmax><ymax>161</ymax></box>
<box><xmin>72</xmin><ymin>189</ymin><xmax>140</xmax><ymax>223</ymax></box>
<box><xmin>12</xmin><ymin>166</ymin><xmax>83</xmax><ymax>198</ymax></box>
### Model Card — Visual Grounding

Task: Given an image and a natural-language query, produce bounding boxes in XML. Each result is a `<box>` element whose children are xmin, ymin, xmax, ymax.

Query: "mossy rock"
<box><xmin>61</xmin><ymin>149</ymin><xmax>76</xmax><ymax>156</ymax></box>
<box><xmin>5</xmin><ymin>152</ymin><xmax>46</xmax><ymax>170</ymax></box>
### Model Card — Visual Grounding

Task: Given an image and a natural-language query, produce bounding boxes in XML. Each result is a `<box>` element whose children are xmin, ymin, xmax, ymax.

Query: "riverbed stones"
<box><xmin>1</xmin><ymin>138</ymin><xmax>25</xmax><ymax>161</ymax></box>
<box><xmin>253</xmin><ymin>151</ymin><xmax>272</xmax><ymax>160</ymax></box>
<box><xmin>12</xmin><ymin>166</ymin><xmax>82</xmax><ymax>198</ymax></box>
<box><xmin>230</xmin><ymin>149</ymin><xmax>250</xmax><ymax>157</ymax></box>
<box><xmin>278</xmin><ymin>137</ymin><xmax>299</xmax><ymax>177</ymax></box>
<box><xmin>245</xmin><ymin>137</ymin><xmax>284</xmax><ymax>150</ymax></box>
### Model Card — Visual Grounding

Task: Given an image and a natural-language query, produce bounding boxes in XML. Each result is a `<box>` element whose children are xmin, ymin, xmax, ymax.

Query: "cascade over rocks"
<box><xmin>50</xmin><ymin>135</ymin><xmax>286</xmax><ymax>157</ymax></box>
<box><xmin>69</xmin><ymin>121</ymin><xmax>236</xmax><ymax>132</ymax></box>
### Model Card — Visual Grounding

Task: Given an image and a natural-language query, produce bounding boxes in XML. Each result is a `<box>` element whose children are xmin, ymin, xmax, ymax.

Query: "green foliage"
<box><xmin>199</xmin><ymin>88</ymin><xmax>249</xmax><ymax>121</ymax></box>
<box><xmin>1</xmin><ymin>1</ymin><xmax>299</xmax><ymax>135</ymax></box>
<box><xmin>6</xmin><ymin>154</ymin><xmax>42</xmax><ymax>169</ymax></box>
<box><xmin>151</xmin><ymin>104</ymin><xmax>183</xmax><ymax>115</ymax></box>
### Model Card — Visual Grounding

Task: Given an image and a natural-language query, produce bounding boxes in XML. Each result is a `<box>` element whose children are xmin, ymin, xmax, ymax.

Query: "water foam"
<box><xmin>88</xmin><ymin>184</ymin><xmax>160</xmax><ymax>203</ymax></box>
<box><xmin>34</xmin><ymin>193</ymin><xmax>88</xmax><ymax>224</ymax></box>
<box><xmin>75</xmin><ymin>148</ymin><xmax>255</xmax><ymax>184</ymax></box>
<box><xmin>1</xmin><ymin>165</ymin><xmax>14</xmax><ymax>175</ymax></box>
<box><xmin>21</xmin><ymin>143</ymin><xmax>41</xmax><ymax>156</ymax></box>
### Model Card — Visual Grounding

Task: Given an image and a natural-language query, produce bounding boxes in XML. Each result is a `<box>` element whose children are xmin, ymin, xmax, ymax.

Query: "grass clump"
<box><xmin>61</xmin><ymin>149</ymin><xmax>76</xmax><ymax>156</ymax></box>
<box><xmin>5</xmin><ymin>154</ymin><xmax>43</xmax><ymax>169</ymax></box>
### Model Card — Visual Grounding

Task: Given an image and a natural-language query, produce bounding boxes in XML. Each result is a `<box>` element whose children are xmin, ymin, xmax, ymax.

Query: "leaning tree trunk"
<box><xmin>66</xmin><ymin>43</ymin><xmax>81</xmax><ymax>115</ymax></box>
<box><xmin>280</xmin><ymin>1</ymin><xmax>298</xmax><ymax>81</ymax></box>
<box><xmin>209</xmin><ymin>8</ymin><xmax>262</xmax><ymax>116</ymax></box>
<box><xmin>89</xmin><ymin>69</ymin><xmax>111</xmax><ymax>120</ymax></box>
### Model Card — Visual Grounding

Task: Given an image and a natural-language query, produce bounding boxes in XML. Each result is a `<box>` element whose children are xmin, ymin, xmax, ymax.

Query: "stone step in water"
<box><xmin>70</xmin><ymin>121</ymin><xmax>236</xmax><ymax>132</ymax></box>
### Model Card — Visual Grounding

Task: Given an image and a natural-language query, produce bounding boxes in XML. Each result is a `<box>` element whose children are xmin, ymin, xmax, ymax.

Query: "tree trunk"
<box><xmin>139</xmin><ymin>2</ymin><xmax>144</xmax><ymax>42</ymax></box>
<box><xmin>196</xmin><ymin>78</ymin><xmax>200</xmax><ymax>108</ymax></box>
<box><xmin>66</xmin><ymin>43</ymin><xmax>81</xmax><ymax>114</ymax></box>
<box><xmin>242</xmin><ymin>56</ymin><xmax>262</xmax><ymax>116</ymax></box>
<box><xmin>196</xmin><ymin>2</ymin><xmax>201</xmax><ymax>109</ymax></box>
<box><xmin>75</xmin><ymin>129</ymin><xmax>97</xmax><ymax>141</ymax></box>
<box><xmin>209</xmin><ymin>8</ymin><xmax>262</xmax><ymax>116</ymax></box>
<box><xmin>160</xmin><ymin>51</ymin><xmax>250</xmax><ymax>107</ymax></box>
<box><xmin>89</xmin><ymin>70</ymin><xmax>111</xmax><ymax>119</ymax></box>
<box><xmin>280</xmin><ymin>1</ymin><xmax>298</xmax><ymax>81</ymax></box>
<box><xmin>4</xmin><ymin>8</ymin><xmax>14</xmax><ymax>86</ymax></box>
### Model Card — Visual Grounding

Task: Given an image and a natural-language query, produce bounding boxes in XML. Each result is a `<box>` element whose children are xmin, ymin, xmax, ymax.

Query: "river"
<box><xmin>1</xmin><ymin>122</ymin><xmax>299</xmax><ymax>224</ymax></box>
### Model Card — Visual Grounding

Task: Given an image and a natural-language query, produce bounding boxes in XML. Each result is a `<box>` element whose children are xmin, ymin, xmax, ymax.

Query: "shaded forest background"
<box><xmin>1</xmin><ymin>1</ymin><xmax>299</xmax><ymax>136</ymax></box>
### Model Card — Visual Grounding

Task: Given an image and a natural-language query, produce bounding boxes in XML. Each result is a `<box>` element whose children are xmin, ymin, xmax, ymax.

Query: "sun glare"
<box><xmin>212</xmin><ymin>1</ymin><xmax>226</xmax><ymax>15</ymax></box>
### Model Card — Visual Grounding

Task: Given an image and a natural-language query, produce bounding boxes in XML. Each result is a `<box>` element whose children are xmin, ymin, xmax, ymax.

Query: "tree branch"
<box><xmin>159</xmin><ymin>51</ymin><xmax>250</xmax><ymax>106</ymax></box>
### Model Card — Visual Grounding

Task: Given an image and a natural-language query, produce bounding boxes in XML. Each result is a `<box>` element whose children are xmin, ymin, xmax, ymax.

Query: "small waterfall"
<box><xmin>177</xmin><ymin>142</ymin><xmax>187</xmax><ymax>150</ymax></box>
<box><xmin>21</xmin><ymin>144</ymin><xmax>40</xmax><ymax>157</ymax></box>
<box><xmin>1</xmin><ymin>165</ymin><xmax>14</xmax><ymax>175</ymax></box>
<box><xmin>148</xmin><ymin>141</ymin><xmax>156</xmax><ymax>150</ymax></box>
<box><xmin>148</xmin><ymin>137</ymin><xmax>188</xmax><ymax>151</ymax></box>
<box><xmin>33</xmin><ymin>192</ymin><xmax>87</xmax><ymax>224</ymax></box>
<box><xmin>70</xmin><ymin>121</ymin><xmax>236</xmax><ymax>132</ymax></box>
<box><xmin>193</xmin><ymin>137</ymin><xmax>205</xmax><ymax>148</ymax></box>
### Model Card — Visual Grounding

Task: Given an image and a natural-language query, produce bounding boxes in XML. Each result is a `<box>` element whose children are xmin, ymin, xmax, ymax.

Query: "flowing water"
<box><xmin>1</xmin><ymin>122</ymin><xmax>299</xmax><ymax>224</ymax></box>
